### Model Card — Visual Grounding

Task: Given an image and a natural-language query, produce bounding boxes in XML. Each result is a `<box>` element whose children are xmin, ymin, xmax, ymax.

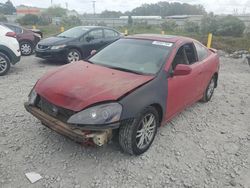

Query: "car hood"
<box><xmin>38</xmin><ymin>36</ymin><xmax>73</xmax><ymax>46</ymax></box>
<box><xmin>35</xmin><ymin>61</ymin><xmax>154</xmax><ymax>111</ymax></box>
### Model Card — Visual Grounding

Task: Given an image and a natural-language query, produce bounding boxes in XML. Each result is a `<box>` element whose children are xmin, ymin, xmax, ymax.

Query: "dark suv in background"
<box><xmin>0</xmin><ymin>23</ymin><xmax>42</xmax><ymax>56</ymax></box>
<box><xmin>35</xmin><ymin>26</ymin><xmax>121</xmax><ymax>63</ymax></box>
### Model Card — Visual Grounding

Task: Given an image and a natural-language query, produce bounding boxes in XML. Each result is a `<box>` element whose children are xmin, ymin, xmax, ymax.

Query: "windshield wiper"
<box><xmin>108</xmin><ymin>66</ymin><xmax>144</xmax><ymax>75</ymax></box>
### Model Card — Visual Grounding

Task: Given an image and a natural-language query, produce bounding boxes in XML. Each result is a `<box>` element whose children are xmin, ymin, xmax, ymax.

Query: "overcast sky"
<box><xmin>1</xmin><ymin>0</ymin><xmax>250</xmax><ymax>14</ymax></box>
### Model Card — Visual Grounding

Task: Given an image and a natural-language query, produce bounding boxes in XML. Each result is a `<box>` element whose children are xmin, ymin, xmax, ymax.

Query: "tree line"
<box><xmin>99</xmin><ymin>2</ymin><xmax>206</xmax><ymax>18</ymax></box>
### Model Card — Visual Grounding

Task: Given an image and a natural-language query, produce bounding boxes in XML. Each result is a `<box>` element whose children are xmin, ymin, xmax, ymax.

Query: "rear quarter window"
<box><xmin>194</xmin><ymin>42</ymin><xmax>209</xmax><ymax>61</ymax></box>
<box><xmin>104</xmin><ymin>29</ymin><xmax>119</xmax><ymax>38</ymax></box>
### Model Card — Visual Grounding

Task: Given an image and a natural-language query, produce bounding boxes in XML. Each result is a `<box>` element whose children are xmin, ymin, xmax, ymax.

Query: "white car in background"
<box><xmin>0</xmin><ymin>25</ymin><xmax>21</xmax><ymax>76</ymax></box>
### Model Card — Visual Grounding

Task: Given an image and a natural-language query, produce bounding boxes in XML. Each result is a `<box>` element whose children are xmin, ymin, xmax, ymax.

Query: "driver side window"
<box><xmin>172</xmin><ymin>46</ymin><xmax>189</xmax><ymax>70</ymax></box>
<box><xmin>171</xmin><ymin>43</ymin><xmax>197</xmax><ymax>70</ymax></box>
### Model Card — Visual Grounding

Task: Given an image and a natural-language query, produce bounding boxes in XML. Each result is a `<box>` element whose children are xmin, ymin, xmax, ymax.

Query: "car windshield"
<box><xmin>89</xmin><ymin>38</ymin><xmax>173</xmax><ymax>75</ymax></box>
<box><xmin>58</xmin><ymin>26</ymin><xmax>89</xmax><ymax>38</ymax></box>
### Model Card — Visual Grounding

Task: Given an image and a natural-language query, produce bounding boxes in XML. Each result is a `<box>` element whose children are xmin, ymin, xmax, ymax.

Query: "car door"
<box><xmin>103</xmin><ymin>29</ymin><xmax>120</xmax><ymax>46</ymax></box>
<box><xmin>80</xmin><ymin>29</ymin><xmax>104</xmax><ymax>58</ymax></box>
<box><xmin>165</xmin><ymin>43</ymin><xmax>202</xmax><ymax>120</ymax></box>
<box><xmin>193</xmin><ymin>42</ymin><xmax>211</xmax><ymax>92</ymax></box>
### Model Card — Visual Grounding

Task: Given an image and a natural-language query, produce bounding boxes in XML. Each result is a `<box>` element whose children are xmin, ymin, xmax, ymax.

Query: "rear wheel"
<box><xmin>201</xmin><ymin>76</ymin><xmax>216</xmax><ymax>102</ymax></box>
<box><xmin>119</xmin><ymin>106</ymin><xmax>159</xmax><ymax>155</ymax></box>
<box><xmin>20</xmin><ymin>41</ymin><xmax>33</xmax><ymax>56</ymax></box>
<box><xmin>67</xmin><ymin>49</ymin><xmax>81</xmax><ymax>63</ymax></box>
<box><xmin>0</xmin><ymin>52</ymin><xmax>10</xmax><ymax>76</ymax></box>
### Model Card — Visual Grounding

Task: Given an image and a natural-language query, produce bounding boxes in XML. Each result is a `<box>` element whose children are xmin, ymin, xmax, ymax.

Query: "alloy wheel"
<box><xmin>136</xmin><ymin>113</ymin><xmax>156</xmax><ymax>149</ymax></box>
<box><xmin>67</xmin><ymin>51</ymin><xmax>80</xmax><ymax>62</ymax></box>
<box><xmin>0</xmin><ymin>56</ymin><xmax>8</xmax><ymax>74</ymax></box>
<box><xmin>21</xmin><ymin>43</ymin><xmax>32</xmax><ymax>55</ymax></box>
<box><xmin>207</xmin><ymin>78</ymin><xmax>215</xmax><ymax>99</ymax></box>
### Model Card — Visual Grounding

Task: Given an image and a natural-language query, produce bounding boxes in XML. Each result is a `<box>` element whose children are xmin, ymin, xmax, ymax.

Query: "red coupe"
<box><xmin>25</xmin><ymin>34</ymin><xmax>220</xmax><ymax>155</ymax></box>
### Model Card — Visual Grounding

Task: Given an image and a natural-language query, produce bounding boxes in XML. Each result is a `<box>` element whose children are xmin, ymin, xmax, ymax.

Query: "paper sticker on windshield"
<box><xmin>152</xmin><ymin>41</ymin><xmax>173</xmax><ymax>47</ymax></box>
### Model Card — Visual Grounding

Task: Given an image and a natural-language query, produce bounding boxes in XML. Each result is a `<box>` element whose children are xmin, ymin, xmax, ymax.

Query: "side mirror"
<box><xmin>90</xmin><ymin>50</ymin><xmax>97</xmax><ymax>56</ymax></box>
<box><xmin>174</xmin><ymin>64</ymin><xmax>192</xmax><ymax>76</ymax></box>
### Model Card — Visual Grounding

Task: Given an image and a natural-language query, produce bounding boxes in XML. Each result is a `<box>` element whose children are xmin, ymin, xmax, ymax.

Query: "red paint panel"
<box><xmin>35</xmin><ymin>61</ymin><xmax>154</xmax><ymax>111</ymax></box>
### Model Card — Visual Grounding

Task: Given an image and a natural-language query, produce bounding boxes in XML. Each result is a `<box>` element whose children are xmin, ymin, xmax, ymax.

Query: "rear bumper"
<box><xmin>24</xmin><ymin>102</ymin><xmax>112</xmax><ymax>144</ymax></box>
<box><xmin>35</xmin><ymin>49</ymin><xmax>67</xmax><ymax>61</ymax></box>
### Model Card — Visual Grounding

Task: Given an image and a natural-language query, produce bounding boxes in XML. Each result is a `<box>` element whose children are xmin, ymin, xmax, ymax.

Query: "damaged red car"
<box><xmin>24</xmin><ymin>34</ymin><xmax>220</xmax><ymax>155</ymax></box>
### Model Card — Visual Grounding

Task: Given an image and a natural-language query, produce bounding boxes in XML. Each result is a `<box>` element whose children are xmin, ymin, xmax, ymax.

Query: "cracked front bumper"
<box><xmin>24</xmin><ymin>102</ymin><xmax>112</xmax><ymax>145</ymax></box>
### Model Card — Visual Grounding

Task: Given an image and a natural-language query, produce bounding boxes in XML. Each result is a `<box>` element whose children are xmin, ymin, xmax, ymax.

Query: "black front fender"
<box><xmin>119</xmin><ymin>70</ymin><xmax>168</xmax><ymax>122</ymax></box>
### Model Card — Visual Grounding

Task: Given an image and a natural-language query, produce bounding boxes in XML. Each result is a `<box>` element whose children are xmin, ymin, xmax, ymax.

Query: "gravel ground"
<box><xmin>0</xmin><ymin>56</ymin><xmax>250</xmax><ymax>188</ymax></box>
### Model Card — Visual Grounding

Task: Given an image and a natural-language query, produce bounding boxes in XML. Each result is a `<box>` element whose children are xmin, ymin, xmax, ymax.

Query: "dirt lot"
<box><xmin>0</xmin><ymin>56</ymin><xmax>250</xmax><ymax>188</ymax></box>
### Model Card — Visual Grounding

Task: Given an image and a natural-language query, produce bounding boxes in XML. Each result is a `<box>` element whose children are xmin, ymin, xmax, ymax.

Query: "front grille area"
<box><xmin>37</xmin><ymin>97</ymin><xmax>75</xmax><ymax>123</ymax></box>
<box><xmin>37</xmin><ymin>44</ymin><xmax>50</xmax><ymax>50</ymax></box>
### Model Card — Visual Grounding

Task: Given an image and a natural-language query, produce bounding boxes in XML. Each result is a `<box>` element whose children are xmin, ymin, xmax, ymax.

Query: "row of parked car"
<box><xmin>0</xmin><ymin>23</ymin><xmax>122</xmax><ymax>75</ymax></box>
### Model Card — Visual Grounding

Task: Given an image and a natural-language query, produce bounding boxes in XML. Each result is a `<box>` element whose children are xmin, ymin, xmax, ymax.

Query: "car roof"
<box><xmin>127</xmin><ymin>34</ymin><xmax>193</xmax><ymax>43</ymax></box>
<box><xmin>74</xmin><ymin>26</ymin><xmax>120</xmax><ymax>32</ymax></box>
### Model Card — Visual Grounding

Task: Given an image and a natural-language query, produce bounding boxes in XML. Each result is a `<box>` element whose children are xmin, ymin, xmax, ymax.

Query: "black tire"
<box><xmin>119</xmin><ymin>106</ymin><xmax>159</xmax><ymax>155</ymax></box>
<box><xmin>66</xmin><ymin>49</ymin><xmax>81</xmax><ymax>63</ymax></box>
<box><xmin>0</xmin><ymin>52</ymin><xmax>11</xmax><ymax>76</ymax></box>
<box><xmin>20</xmin><ymin>41</ymin><xmax>33</xmax><ymax>56</ymax></box>
<box><xmin>201</xmin><ymin>76</ymin><xmax>216</xmax><ymax>102</ymax></box>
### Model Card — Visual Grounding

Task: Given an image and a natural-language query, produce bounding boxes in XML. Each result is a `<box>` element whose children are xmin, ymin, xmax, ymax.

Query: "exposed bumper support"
<box><xmin>24</xmin><ymin>102</ymin><xmax>112</xmax><ymax>146</ymax></box>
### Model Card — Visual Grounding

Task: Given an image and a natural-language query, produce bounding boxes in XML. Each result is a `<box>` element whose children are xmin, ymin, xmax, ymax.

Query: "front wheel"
<box><xmin>0</xmin><ymin>52</ymin><xmax>10</xmax><ymax>76</ymax></box>
<box><xmin>67</xmin><ymin>49</ymin><xmax>81</xmax><ymax>63</ymax></box>
<box><xmin>119</xmin><ymin>106</ymin><xmax>159</xmax><ymax>155</ymax></box>
<box><xmin>20</xmin><ymin>41</ymin><xmax>33</xmax><ymax>56</ymax></box>
<box><xmin>201</xmin><ymin>76</ymin><xmax>216</xmax><ymax>102</ymax></box>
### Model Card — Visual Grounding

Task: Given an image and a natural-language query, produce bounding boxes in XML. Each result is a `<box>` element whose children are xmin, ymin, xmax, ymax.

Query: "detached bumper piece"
<box><xmin>24</xmin><ymin>102</ymin><xmax>112</xmax><ymax>146</ymax></box>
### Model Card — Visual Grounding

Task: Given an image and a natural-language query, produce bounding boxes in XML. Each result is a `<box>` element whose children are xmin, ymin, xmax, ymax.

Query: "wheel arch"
<box><xmin>150</xmin><ymin>103</ymin><xmax>163</xmax><ymax>124</ymax></box>
<box><xmin>19</xmin><ymin>40</ymin><xmax>34</xmax><ymax>48</ymax></box>
<box><xmin>68</xmin><ymin>47</ymin><xmax>83</xmax><ymax>57</ymax></box>
<box><xmin>0</xmin><ymin>49</ymin><xmax>11</xmax><ymax>62</ymax></box>
<box><xmin>213</xmin><ymin>72</ymin><xmax>218</xmax><ymax>88</ymax></box>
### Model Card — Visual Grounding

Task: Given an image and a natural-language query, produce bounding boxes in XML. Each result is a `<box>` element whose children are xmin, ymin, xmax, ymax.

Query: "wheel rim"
<box><xmin>0</xmin><ymin>56</ymin><xmax>8</xmax><ymax>74</ymax></box>
<box><xmin>136</xmin><ymin>113</ymin><xmax>156</xmax><ymax>149</ymax></box>
<box><xmin>67</xmin><ymin>51</ymin><xmax>80</xmax><ymax>62</ymax></box>
<box><xmin>21</xmin><ymin>43</ymin><xmax>32</xmax><ymax>55</ymax></box>
<box><xmin>207</xmin><ymin>79</ymin><xmax>215</xmax><ymax>98</ymax></box>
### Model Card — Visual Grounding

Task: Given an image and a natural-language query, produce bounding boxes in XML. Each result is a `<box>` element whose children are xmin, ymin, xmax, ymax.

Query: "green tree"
<box><xmin>17</xmin><ymin>14</ymin><xmax>39</xmax><ymax>25</ymax></box>
<box><xmin>45</xmin><ymin>6</ymin><xmax>67</xmax><ymax>17</ymax></box>
<box><xmin>0</xmin><ymin>0</ymin><xmax>16</xmax><ymax>15</ymax></box>
<box><xmin>183</xmin><ymin>21</ymin><xmax>200</xmax><ymax>33</ymax></box>
<box><xmin>161</xmin><ymin>20</ymin><xmax>177</xmax><ymax>31</ymax></box>
<box><xmin>201</xmin><ymin>14</ymin><xmax>246</xmax><ymax>37</ymax></box>
<box><xmin>130</xmin><ymin>2</ymin><xmax>206</xmax><ymax>17</ymax></box>
<box><xmin>200</xmin><ymin>13</ymin><xmax>219</xmax><ymax>34</ymax></box>
<box><xmin>37</xmin><ymin>15</ymin><xmax>51</xmax><ymax>26</ymax></box>
<box><xmin>0</xmin><ymin>14</ymin><xmax>7</xmax><ymax>22</ymax></box>
<box><xmin>61</xmin><ymin>16</ymin><xmax>82</xmax><ymax>27</ymax></box>
<box><xmin>100</xmin><ymin>10</ymin><xmax>123</xmax><ymax>18</ymax></box>
<box><xmin>216</xmin><ymin>15</ymin><xmax>246</xmax><ymax>37</ymax></box>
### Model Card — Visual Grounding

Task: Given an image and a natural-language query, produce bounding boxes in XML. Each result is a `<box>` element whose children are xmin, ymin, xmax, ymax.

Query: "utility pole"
<box><xmin>92</xmin><ymin>1</ymin><xmax>96</xmax><ymax>15</ymax></box>
<box><xmin>51</xmin><ymin>0</ymin><xmax>53</xmax><ymax>6</ymax></box>
<box><xmin>65</xmin><ymin>2</ymin><xmax>68</xmax><ymax>10</ymax></box>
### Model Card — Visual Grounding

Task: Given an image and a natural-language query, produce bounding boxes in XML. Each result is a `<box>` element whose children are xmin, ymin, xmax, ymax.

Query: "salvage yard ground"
<box><xmin>0</xmin><ymin>56</ymin><xmax>250</xmax><ymax>188</ymax></box>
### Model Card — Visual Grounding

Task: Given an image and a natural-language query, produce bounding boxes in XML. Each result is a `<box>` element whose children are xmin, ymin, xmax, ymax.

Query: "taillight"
<box><xmin>6</xmin><ymin>32</ymin><xmax>16</xmax><ymax>38</ymax></box>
